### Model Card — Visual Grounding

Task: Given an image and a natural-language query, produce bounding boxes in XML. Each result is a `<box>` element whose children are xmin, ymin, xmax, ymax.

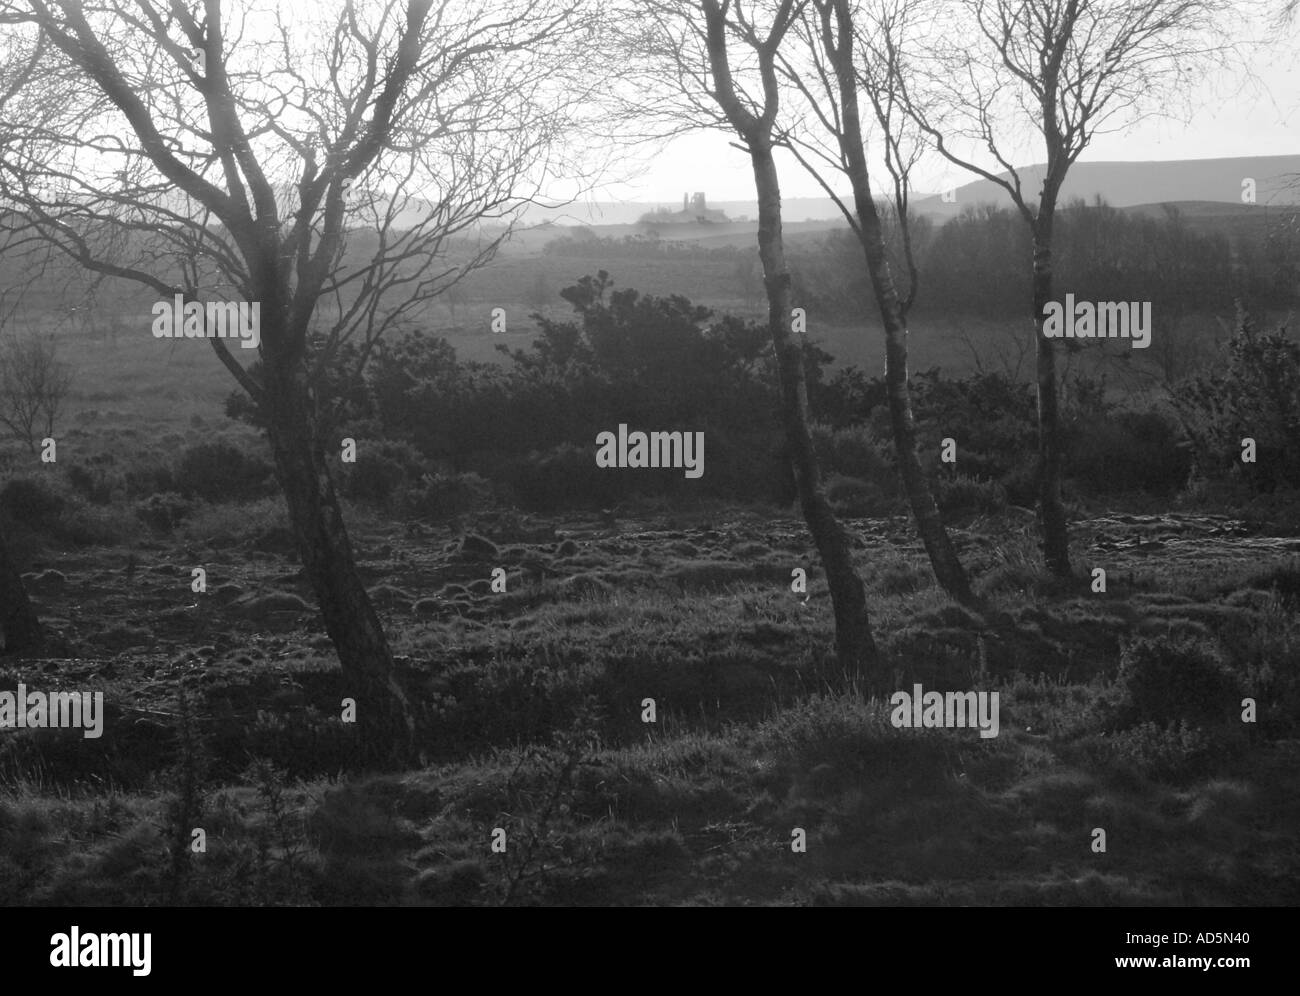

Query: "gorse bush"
<box><xmin>173</xmin><ymin>441</ymin><xmax>276</xmax><ymax>503</ymax></box>
<box><xmin>406</xmin><ymin>471</ymin><xmax>494</xmax><ymax>521</ymax></box>
<box><xmin>215</xmin><ymin>271</ymin><xmax>1238</xmax><ymax>512</ymax></box>
<box><xmin>1115</xmin><ymin>635</ymin><xmax>1242</xmax><ymax>730</ymax></box>
<box><xmin>908</xmin><ymin>369</ymin><xmax>1038</xmax><ymax>484</ymax></box>
<box><xmin>497</xmin><ymin>443</ymin><xmax>624</xmax><ymax>512</ymax></box>
<box><xmin>123</xmin><ymin>460</ymin><xmax>176</xmax><ymax>500</ymax></box>
<box><xmin>1067</xmin><ymin>409</ymin><xmax>1191</xmax><ymax>495</ymax></box>
<box><xmin>1174</xmin><ymin>306</ymin><xmax>1300</xmax><ymax>491</ymax></box>
<box><xmin>0</xmin><ymin>475</ymin><xmax>65</xmax><ymax>524</ymax></box>
<box><xmin>367</xmin><ymin>271</ymin><xmax>805</xmax><ymax>506</ymax></box>
<box><xmin>811</xmin><ymin>423</ymin><xmax>896</xmax><ymax>485</ymax></box>
<box><xmin>135</xmin><ymin>492</ymin><xmax>195</xmax><ymax>532</ymax></box>
<box><xmin>937</xmin><ymin>474</ymin><xmax>1008</xmax><ymax>516</ymax></box>
<box><xmin>0</xmin><ymin>480</ymin><xmax>124</xmax><ymax>548</ymax></box>
<box><xmin>66</xmin><ymin>460</ymin><xmax>123</xmax><ymax>505</ymax></box>
<box><xmin>344</xmin><ymin>450</ymin><xmax>407</xmax><ymax>503</ymax></box>
<box><xmin>339</xmin><ymin>440</ymin><xmax>429</xmax><ymax>504</ymax></box>
<box><xmin>224</xmin><ymin>331</ymin><xmax>374</xmax><ymax>437</ymax></box>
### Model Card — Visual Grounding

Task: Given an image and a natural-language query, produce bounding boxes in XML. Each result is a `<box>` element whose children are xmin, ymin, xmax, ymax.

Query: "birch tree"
<box><xmin>778</xmin><ymin>0</ymin><xmax>977</xmax><ymax>605</ymax></box>
<box><xmin>893</xmin><ymin>0</ymin><xmax>1253</xmax><ymax>576</ymax></box>
<box><xmin>624</xmin><ymin>0</ymin><xmax>880</xmax><ymax>680</ymax></box>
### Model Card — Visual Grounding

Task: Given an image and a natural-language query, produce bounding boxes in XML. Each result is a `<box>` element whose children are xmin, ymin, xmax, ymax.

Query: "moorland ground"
<box><xmin>2</xmin><ymin>233</ymin><xmax>1299</xmax><ymax>907</ymax></box>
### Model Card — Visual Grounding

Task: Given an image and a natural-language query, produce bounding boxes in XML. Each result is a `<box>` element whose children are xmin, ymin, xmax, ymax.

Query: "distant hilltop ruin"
<box><xmin>639</xmin><ymin>191</ymin><xmax>730</xmax><ymax>226</ymax></box>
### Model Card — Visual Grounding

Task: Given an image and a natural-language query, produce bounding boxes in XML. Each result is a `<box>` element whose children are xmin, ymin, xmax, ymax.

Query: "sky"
<box><xmin>599</xmin><ymin>10</ymin><xmax>1299</xmax><ymax>207</ymax></box>
<box><xmin>8</xmin><ymin>0</ymin><xmax>1293</xmax><ymax>215</ymax></box>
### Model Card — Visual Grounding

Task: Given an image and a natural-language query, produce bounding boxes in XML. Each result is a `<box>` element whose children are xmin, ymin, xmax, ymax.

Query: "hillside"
<box><xmin>501</xmin><ymin>155</ymin><xmax>1300</xmax><ymax>229</ymax></box>
<box><xmin>911</xmin><ymin>155</ymin><xmax>1300</xmax><ymax>219</ymax></box>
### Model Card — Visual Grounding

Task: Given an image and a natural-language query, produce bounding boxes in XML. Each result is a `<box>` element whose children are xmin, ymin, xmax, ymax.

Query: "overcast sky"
<box><xmin>600</xmin><ymin>11</ymin><xmax>1299</xmax><ymax>207</ymax></box>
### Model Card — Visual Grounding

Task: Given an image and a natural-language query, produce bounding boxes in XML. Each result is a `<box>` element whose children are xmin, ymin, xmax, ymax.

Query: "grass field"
<box><xmin>4</xmin><ymin>486</ymin><xmax>1300</xmax><ymax>905</ymax></box>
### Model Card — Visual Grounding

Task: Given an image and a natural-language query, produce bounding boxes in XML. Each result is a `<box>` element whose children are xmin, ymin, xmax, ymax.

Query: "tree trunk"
<box><xmin>818</xmin><ymin>0</ymin><xmax>975</xmax><ymax>606</ymax></box>
<box><xmin>840</xmin><ymin>174</ymin><xmax>976</xmax><ymax>607</ymax></box>
<box><xmin>261</xmin><ymin>360</ymin><xmax>416</xmax><ymax>768</ymax></box>
<box><xmin>0</xmin><ymin>525</ymin><xmax>43</xmax><ymax>653</ymax></box>
<box><xmin>750</xmin><ymin>141</ymin><xmax>879</xmax><ymax>682</ymax></box>
<box><xmin>859</xmin><ymin>215</ymin><xmax>977</xmax><ymax>605</ymax></box>
<box><xmin>1031</xmin><ymin>229</ymin><xmax>1071</xmax><ymax>577</ymax></box>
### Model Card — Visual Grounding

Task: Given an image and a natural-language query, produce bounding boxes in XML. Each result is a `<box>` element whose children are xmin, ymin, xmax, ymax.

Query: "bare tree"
<box><xmin>0</xmin><ymin>0</ymin><xmax>605</xmax><ymax>765</ymax></box>
<box><xmin>776</xmin><ymin>0</ymin><xmax>976</xmax><ymax>606</ymax></box>
<box><xmin>954</xmin><ymin>321</ymin><xmax>1033</xmax><ymax>382</ymax></box>
<box><xmin>444</xmin><ymin>278</ymin><xmax>470</xmax><ymax>327</ymax></box>
<box><xmin>891</xmin><ymin>0</ymin><xmax>1255</xmax><ymax>577</ymax></box>
<box><xmin>624</xmin><ymin>0</ymin><xmax>879</xmax><ymax>681</ymax></box>
<box><xmin>0</xmin><ymin>332</ymin><xmax>73</xmax><ymax>453</ymax></box>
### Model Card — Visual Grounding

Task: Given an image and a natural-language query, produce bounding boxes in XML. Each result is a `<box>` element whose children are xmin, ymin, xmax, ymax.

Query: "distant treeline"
<box><xmin>536</xmin><ymin>199</ymin><xmax>1298</xmax><ymax>320</ymax></box>
<box><xmin>790</xmin><ymin>197</ymin><xmax>1299</xmax><ymax>319</ymax></box>
<box><xmin>543</xmin><ymin>228</ymin><xmax>746</xmax><ymax>260</ymax></box>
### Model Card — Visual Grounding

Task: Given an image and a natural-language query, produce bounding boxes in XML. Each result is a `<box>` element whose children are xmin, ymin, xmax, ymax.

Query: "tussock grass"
<box><xmin>4</xmin><ymin>484</ymin><xmax>1300</xmax><ymax>904</ymax></box>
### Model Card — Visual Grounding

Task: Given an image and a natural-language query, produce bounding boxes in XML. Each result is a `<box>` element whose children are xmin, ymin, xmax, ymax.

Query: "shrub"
<box><xmin>122</xmin><ymin>461</ymin><xmax>177</xmax><ymax>499</ymax></box>
<box><xmin>812</xmin><ymin>424</ymin><xmax>895</xmax><ymax>484</ymax></box>
<box><xmin>908</xmin><ymin>370</ymin><xmax>1038</xmax><ymax>488</ymax></box>
<box><xmin>1115</xmin><ymin>636</ymin><xmax>1241</xmax><ymax>729</ymax></box>
<box><xmin>1000</xmin><ymin>463</ymin><xmax>1039</xmax><ymax>507</ymax></box>
<box><xmin>937</xmin><ymin>473</ymin><xmax>1008</xmax><ymax>515</ymax></box>
<box><xmin>500</xmin><ymin>443</ymin><xmax>623</xmax><ymax>512</ymax></box>
<box><xmin>13</xmin><ymin>495</ymin><xmax>125</xmax><ymax>547</ymax></box>
<box><xmin>343</xmin><ymin>453</ymin><xmax>405</xmax><ymax>503</ymax></box>
<box><xmin>1173</xmin><ymin>307</ymin><xmax>1300</xmax><ymax>491</ymax></box>
<box><xmin>1067</xmin><ymin>409</ymin><xmax>1191</xmax><ymax>495</ymax></box>
<box><xmin>0</xmin><ymin>476</ymin><xmax>65</xmax><ymax>524</ymax></box>
<box><xmin>405</xmin><ymin>472</ymin><xmax>494</xmax><ymax>522</ymax></box>
<box><xmin>686</xmin><ymin>425</ymin><xmax>791</xmax><ymax>504</ymax></box>
<box><xmin>66</xmin><ymin>462</ymin><xmax>122</xmax><ymax>505</ymax></box>
<box><xmin>825</xmin><ymin>474</ymin><xmax>885</xmax><ymax>517</ymax></box>
<box><xmin>63</xmin><ymin>505</ymin><xmax>127</xmax><ymax>546</ymax></box>
<box><xmin>340</xmin><ymin>439</ymin><xmax>431</xmax><ymax>504</ymax></box>
<box><xmin>135</xmin><ymin>492</ymin><xmax>196</xmax><ymax>532</ymax></box>
<box><xmin>173</xmin><ymin>441</ymin><xmax>275</xmax><ymax>503</ymax></box>
<box><xmin>177</xmin><ymin>497</ymin><xmax>287</xmax><ymax>546</ymax></box>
